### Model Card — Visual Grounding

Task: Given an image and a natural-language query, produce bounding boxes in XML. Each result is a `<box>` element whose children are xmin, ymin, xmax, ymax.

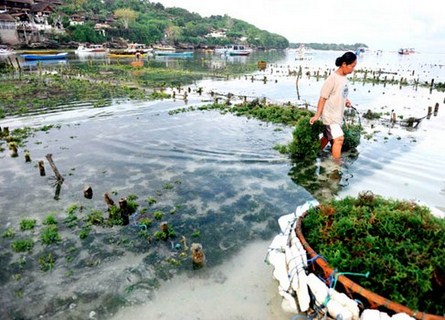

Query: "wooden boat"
<box><xmin>215</xmin><ymin>44</ymin><xmax>251</xmax><ymax>56</ymax></box>
<box><xmin>21</xmin><ymin>50</ymin><xmax>61</xmax><ymax>55</ymax></box>
<box><xmin>154</xmin><ymin>51</ymin><xmax>193</xmax><ymax>57</ymax></box>
<box><xmin>267</xmin><ymin>201</ymin><xmax>445</xmax><ymax>320</ymax></box>
<box><xmin>75</xmin><ymin>44</ymin><xmax>108</xmax><ymax>54</ymax></box>
<box><xmin>21</xmin><ymin>52</ymin><xmax>68</xmax><ymax>60</ymax></box>
<box><xmin>108</xmin><ymin>51</ymin><xmax>147</xmax><ymax>59</ymax></box>
<box><xmin>0</xmin><ymin>45</ymin><xmax>15</xmax><ymax>56</ymax></box>
<box><xmin>398</xmin><ymin>48</ymin><xmax>415</xmax><ymax>55</ymax></box>
<box><xmin>125</xmin><ymin>43</ymin><xmax>152</xmax><ymax>54</ymax></box>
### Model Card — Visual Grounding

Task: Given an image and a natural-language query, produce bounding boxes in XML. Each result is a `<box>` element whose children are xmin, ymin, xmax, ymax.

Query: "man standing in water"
<box><xmin>309</xmin><ymin>51</ymin><xmax>357</xmax><ymax>160</ymax></box>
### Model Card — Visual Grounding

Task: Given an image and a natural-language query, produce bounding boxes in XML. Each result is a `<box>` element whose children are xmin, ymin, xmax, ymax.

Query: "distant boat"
<box><xmin>125</xmin><ymin>43</ymin><xmax>153</xmax><ymax>54</ymax></box>
<box><xmin>154</xmin><ymin>51</ymin><xmax>193</xmax><ymax>57</ymax></box>
<box><xmin>215</xmin><ymin>45</ymin><xmax>251</xmax><ymax>56</ymax></box>
<box><xmin>398</xmin><ymin>48</ymin><xmax>415</xmax><ymax>55</ymax></box>
<box><xmin>0</xmin><ymin>46</ymin><xmax>15</xmax><ymax>56</ymax></box>
<box><xmin>355</xmin><ymin>47</ymin><xmax>368</xmax><ymax>56</ymax></box>
<box><xmin>75</xmin><ymin>44</ymin><xmax>108</xmax><ymax>54</ymax></box>
<box><xmin>295</xmin><ymin>44</ymin><xmax>314</xmax><ymax>60</ymax></box>
<box><xmin>152</xmin><ymin>45</ymin><xmax>176</xmax><ymax>53</ymax></box>
<box><xmin>108</xmin><ymin>51</ymin><xmax>147</xmax><ymax>59</ymax></box>
<box><xmin>21</xmin><ymin>52</ymin><xmax>68</xmax><ymax>60</ymax></box>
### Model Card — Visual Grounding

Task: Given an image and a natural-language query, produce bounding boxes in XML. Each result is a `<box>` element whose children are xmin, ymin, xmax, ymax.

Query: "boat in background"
<box><xmin>0</xmin><ymin>45</ymin><xmax>16</xmax><ymax>56</ymax></box>
<box><xmin>21</xmin><ymin>52</ymin><xmax>68</xmax><ymax>60</ymax></box>
<box><xmin>215</xmin><ymin>44</ymin><xmax>251</xmax><ymax>56</ymax></box>
<box><xmin>75</xmin><ymin>44</ymin><xmax>108</xmax><ymax>54</ymax></box>
<box><xmin>398</xmin><ymin>48</ymin><xmax>415</xmax><ymax>55</ymax></box>
<box><xmin>125</xmin><ymin>43</ymin><xmax>152</xmax><ymax>54</ymax></box>
<box><xmin>295</xmin><ymin>44</ymin><xmax>314</xmax><ymax>60</ymax></box>
<box><xmin>154</xmin><ymin>51</ymin><xmax>193</xmax><ymax>58</ymax></box>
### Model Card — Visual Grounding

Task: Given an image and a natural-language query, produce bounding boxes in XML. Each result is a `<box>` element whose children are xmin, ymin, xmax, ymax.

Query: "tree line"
<box><xmin>52</xmin><ymin>0</ymin><xmax>289</xmax><ymax>49</ymax></box>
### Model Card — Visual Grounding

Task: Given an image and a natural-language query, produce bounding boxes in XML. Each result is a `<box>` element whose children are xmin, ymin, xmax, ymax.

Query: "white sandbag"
<box><xmin>295</xmin><ymin>267</ymin><xmax>310</xmax><ymax>312</ymax></box>
<box><xmin>307</xmin><ymin>273</ymin><xmax>329</xmax><ymax>305</ymax></box>
<box><xmin>268</xmin><ymin>234</ymin><xmax>287</xmax><ymax>252</ymax></box>
<box><xmin>295</xmin><ymin>200</ymin><xmax>319</xmax><ymax>217</ymax></box>
<box><xmin>328</xmin><ymin>288</ymin><xmax>360</xmax><ymax>320</ymax></box>
<box><xmin>290</xmin><ymin>231</ymin><xmax>308</xmax><ymax>267</ymax></box>
<box><xmin>279</xmin><ymin>288</ymin><xmax>300</xmax><ymax>314</ymax></box>
<box><xmin>360</xmin><ymin>309</ymin><xmax>393</xmax><ymax>320</ymax></box>
<box><xmin>326</xmin><ymin>299</ymin><xmax>353</xmax><ymax>320</ymax></box>
<box><xmin>391</xmin><ymin>313</ymin><xmax>415</xmax><ymax>320</ymax></box>
<box><xmin>269</xmin><ymin>250</ymin><xmax>290</xmax><ymax>289</ymax></box>
<box><xmin>285</xmin><ymin>234</ymin><xmax>310</xmax><ymax>312</ymax></box>
<box><xmin>278</xmin><ymin>213</ymin><xmax>297</xmax><ymax>235</ymax></box>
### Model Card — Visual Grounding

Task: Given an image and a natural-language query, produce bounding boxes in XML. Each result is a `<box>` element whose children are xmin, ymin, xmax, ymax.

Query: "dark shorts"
<box><xmin>323</xmin><ymin>124</ymin><xmax>343</xmax><ymax>141</ymax></box>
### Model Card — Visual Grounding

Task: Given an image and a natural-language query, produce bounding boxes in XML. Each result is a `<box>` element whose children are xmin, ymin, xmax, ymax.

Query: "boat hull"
<box><xmin>21</xmin><ymin>52</ymin><xmax>68</xmax><ymax>60</ymax></box>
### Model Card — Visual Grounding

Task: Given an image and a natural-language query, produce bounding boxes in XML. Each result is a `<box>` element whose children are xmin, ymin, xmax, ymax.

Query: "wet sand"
<box><xmin>111</xmin><ymin>240</ymin><xmax>296</xmax><ymax>320</ymax></box>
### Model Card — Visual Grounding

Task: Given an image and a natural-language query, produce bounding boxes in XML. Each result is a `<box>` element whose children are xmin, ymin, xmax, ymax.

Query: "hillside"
<box><xmin>56</xmin><ymin>0</ymin><xmax>289</xmax><ymax>49</ymax></box>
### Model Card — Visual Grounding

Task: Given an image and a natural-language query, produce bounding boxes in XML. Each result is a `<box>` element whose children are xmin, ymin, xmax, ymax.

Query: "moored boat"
<box><xmin>75</xmin><ymin>44</ymin><xmax>108</xmax><ymax>54</ymax></box>
<box><xmin>21</xmin><ymin>52</ymin><xmax>68</xmax><ymax>60</ymax></box>
<box><xmin>154</xmin><ymin>51</ymin><xmax>193</xmax><ymax>57</ymax></box>
<box><xmin>215</xmin><ymin>44</ymin><xmax>251</xmax><ymax>56</ymax></box>
<box><xmin>108</xmin><ymin>51</ymin><xmax>147</xmax><ymax>59</ymax></box>
<box><xmin>267</xmin><ymin>200</ymin><xmax>445</xmax><ymax>320</ymax></box>
<box><xmin>398</xmin><ymin>47</ymin><xmax>415</xmax><ymax>55</ymax></box>
<box><xmin>0</xmin><ymin>45</ymin><xmax>15</xmax><ymax>56</ymax></box>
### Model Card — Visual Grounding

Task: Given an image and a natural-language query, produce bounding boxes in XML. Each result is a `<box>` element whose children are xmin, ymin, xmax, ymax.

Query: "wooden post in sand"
<box><xmin>119</xmin><ymin>198</ymin><xmax>129</xmax><ymax>225</ymax></box>
<box><xmin>427</xmin><ymin>106</ymin><xmax>433</xmax><ymax>119</ymax></box>
<box><xmin>434</xmin><ymin>102</ymin><xmax>439</xmax><ymax>116</ymax></box>
<box><xmin>38</xmin><ymin>160</ymin><xmax>46</xmax><ymax>176</ymax></box>
<box><xmin>45</xmin><ymin>154</ymin><xmax>64</xmax><ymax>182</ymax></box>
<box><xmin>83</xmin><ymin>185</ymin><xmax>93</xmax><ymax>199</ymax></box>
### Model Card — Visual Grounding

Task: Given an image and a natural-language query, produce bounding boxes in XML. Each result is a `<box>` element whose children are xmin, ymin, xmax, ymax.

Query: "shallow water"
<box><xmin>1</xmin><ymin>50</ymin><xmax>444</xmax><ymax>319</ymax></box>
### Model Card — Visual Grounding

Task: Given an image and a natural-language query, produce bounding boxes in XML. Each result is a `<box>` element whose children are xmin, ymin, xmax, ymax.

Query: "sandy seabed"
<box><xmin>111</xmin><ymin>240</ymin><xmax>297</xmax><ymax>320</ymax></box>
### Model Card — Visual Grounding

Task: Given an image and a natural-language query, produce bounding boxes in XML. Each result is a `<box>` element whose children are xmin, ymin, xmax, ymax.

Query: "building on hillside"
<box><xmin>0</xmin><ymin>13</ymin><xmax>19</xmax><ymax>44</ymax></box>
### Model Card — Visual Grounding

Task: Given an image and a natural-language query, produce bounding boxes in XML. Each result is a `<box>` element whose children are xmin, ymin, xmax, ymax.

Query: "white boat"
<box><xmin>215</xmin><ymin>44</ymin><xmax>251</xmax><ymax>56</ymax></box>
<box><xmin>75</xmin><ymin>44</ymin><xmax>108</xmax><ymax>54</ymax></box>
<box><xmin>295</xmin><ymin>44</ymin><xmax>314</xmax><ymax>60</ymax></box>
<box><xmin>0</xmin><ymin>45</ymin><xmax>15</xmax><ymax>56</ymax></box>
<box><xmin>125</xmin><ymin>43</ymin><xmax>153</xmax><ymax>54</ymax></box>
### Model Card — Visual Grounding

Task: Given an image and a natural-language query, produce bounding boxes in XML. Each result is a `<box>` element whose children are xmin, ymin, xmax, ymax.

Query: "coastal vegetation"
<box><xmin>53</xmin><ymin>0</ymin><xmax>289</xmax><ymax>49</ymax></box>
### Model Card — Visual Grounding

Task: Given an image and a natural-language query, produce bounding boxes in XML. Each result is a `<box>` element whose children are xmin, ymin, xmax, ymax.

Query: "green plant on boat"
<box><xmin>11</xmin><ymin>238</ymin><xmax>34</xmax><ymax>252</ymax></box>
<box><xmin>301</xmin><ymin>191</ymin><xmax>445</xmax><ymax>315</ymax></box>
<box><xmin>19</xmin><ymin>218</ymin><xmax>37</xmax><ymax>231</ymax></box>
<box><xmin>40</xmin><ymin>225</ymin><xmax>61</xmax><ymax>245</ymax></box>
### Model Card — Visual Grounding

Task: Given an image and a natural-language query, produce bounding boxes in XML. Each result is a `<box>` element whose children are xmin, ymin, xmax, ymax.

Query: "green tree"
<box><xmin>114</xmin><ymin>8</ymin><xmax>138</xmax><ymax>29</ymax></box>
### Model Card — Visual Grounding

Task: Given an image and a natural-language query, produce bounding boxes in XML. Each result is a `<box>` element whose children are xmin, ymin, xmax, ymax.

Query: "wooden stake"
<box><xmin>38</xmin><ymin>160</ymin><xmax>46</xmax><ymax>176</ymax></box>
<box><xmin>434</xmin><ymin>102</ymin><xmax>439</xmax><ymax>116</ymax></box>
<box><xmin>191</xmin><ymin>243</ymin><xmax>205</xmax><ymax>269</ymax></box>
<box><xmin>119</xmin><ymin>198</ymin><xmax>129</xmax><ymax>225</ymax></box>
<box><xmin>83</xmin><ymin>185</ymin><xmax>93</xmax><ymax>199</ymax></box>
<box><xmin>104</xmin><ymin>192</ymin><xmax>115</xmax><ymax>208</ymax></box>
<box><xmin>45</xmin><ymin>153</ymin><xmax>64</xmax><ymax>182</ymax></box>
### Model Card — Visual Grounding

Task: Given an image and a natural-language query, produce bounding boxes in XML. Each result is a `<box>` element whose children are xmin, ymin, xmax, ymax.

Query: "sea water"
<box><xmin>0</xmin><ymin>49</ymin><xmax>444</xmax><ymax>319</ymax></box>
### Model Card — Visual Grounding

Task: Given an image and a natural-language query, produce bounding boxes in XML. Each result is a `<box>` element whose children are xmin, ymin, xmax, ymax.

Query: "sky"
<box><xmin>155</xmin><ymin>0</ymin><xmax>445</xmax><ymax>53</ymax></box>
